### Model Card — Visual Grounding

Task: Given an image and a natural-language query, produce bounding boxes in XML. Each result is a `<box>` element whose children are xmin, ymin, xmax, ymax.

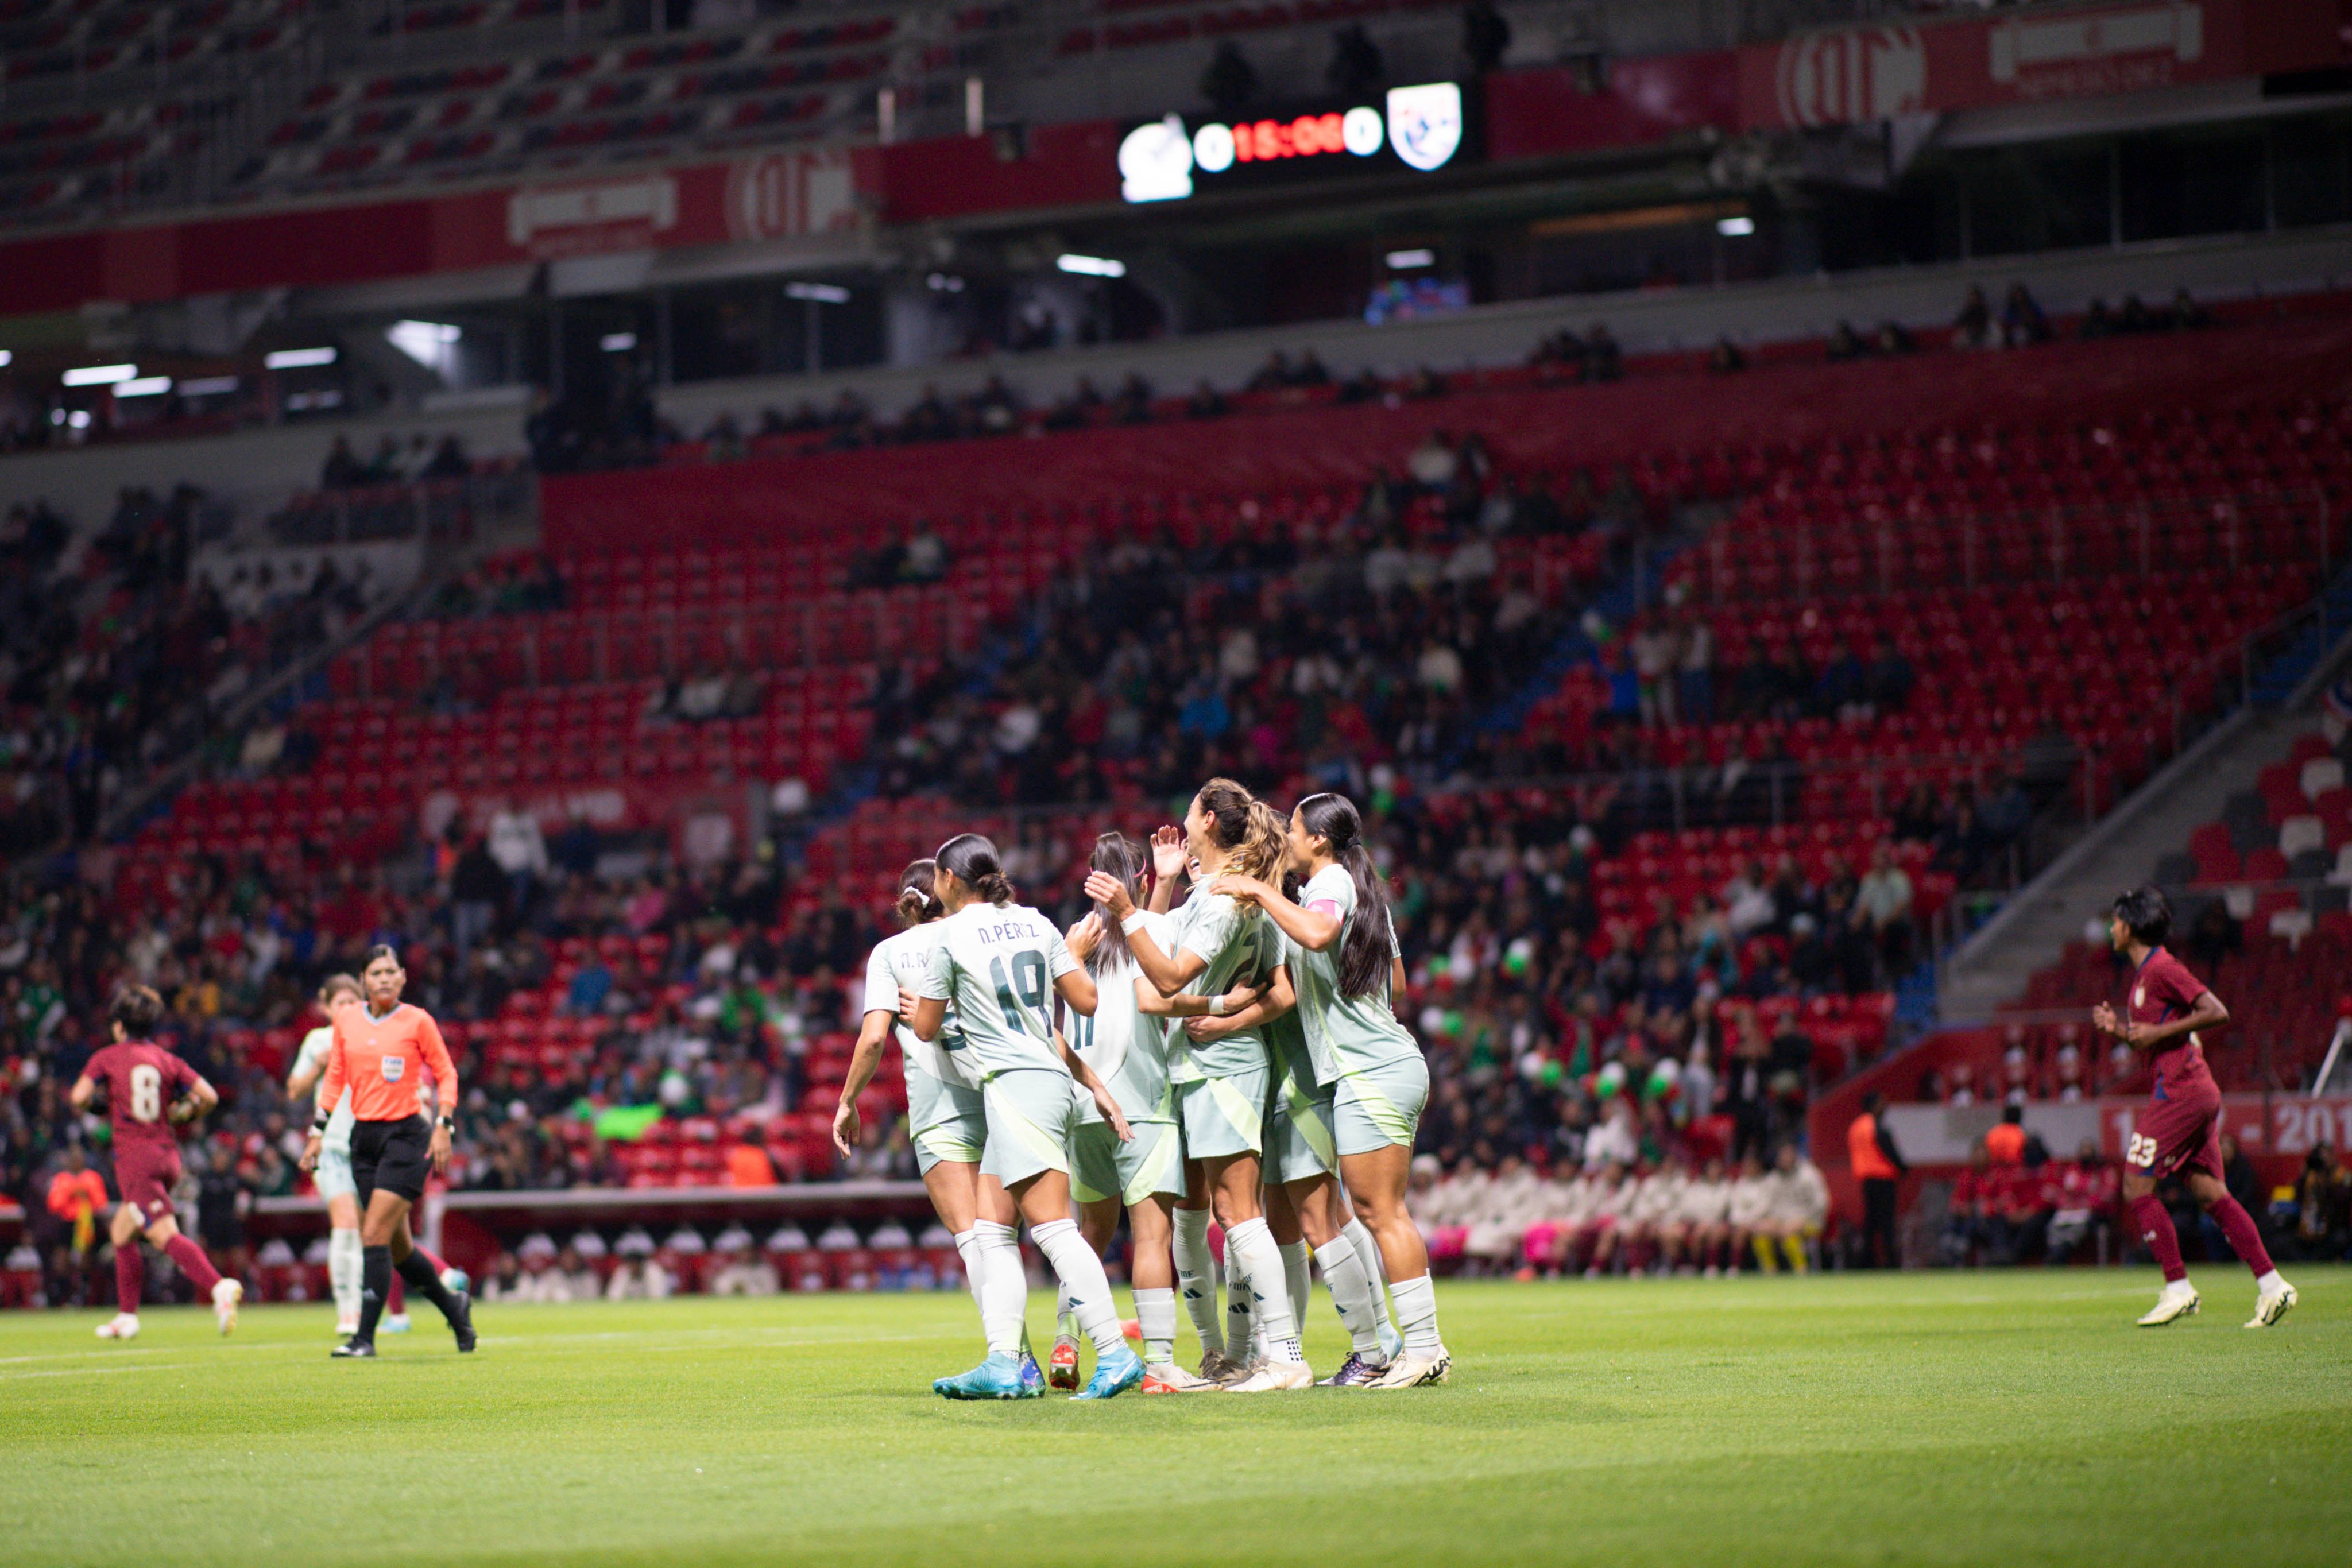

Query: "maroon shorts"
<box><xmin>113</xmin><ymin>1144</ymin><xmax>182</xmax><ymax>1228</ymax></box>
<box><xmin>2123</xmin><ymin>1089</ymin><xmax>2222</xmax><ymax>1184</ymax></box>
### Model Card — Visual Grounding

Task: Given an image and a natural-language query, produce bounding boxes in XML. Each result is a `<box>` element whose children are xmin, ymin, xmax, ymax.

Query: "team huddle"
<box><xmin>834</xmin><ymin>781</ymin><xmax>1448</xmax><ymax>1399</ymax></box>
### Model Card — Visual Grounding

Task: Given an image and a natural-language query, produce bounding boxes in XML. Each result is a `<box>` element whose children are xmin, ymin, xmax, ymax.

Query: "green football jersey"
<box><xmin>914</xmin><ymin>902</ymin><xmax>1080</xmax><ymax>1081</ymax></box>
<box><xmin>1067</xmin><ymin>910</ymin><xmax>1177</xmax><ymax>1127</ymax></box>
<box><xmin>1160</xmin><ymin>886</ymin><xmax>1279</xmax><ymax>1081</ymax></box>
<box><xmin>1284</xmin><ymin>863</ymin><xmax>1420</xmax><ymax>1081</ymax></box>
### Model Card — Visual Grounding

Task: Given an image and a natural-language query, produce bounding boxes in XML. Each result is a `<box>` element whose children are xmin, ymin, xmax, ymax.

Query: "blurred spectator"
<box><xmin>2046</xmin><ymin>1139</ymin><xmax>2117</xmax><ymax>1264</ymax></box>
<box><xmin>1953</xmin><ymin>285</ymin><xmax>1995</xmax><ymax>351</ymax></box>
<box><xmin>2001</xmin><ymin>283</ymin><xmax>2052</xmax><ymax>348</ymax></box>
<box><xmin>2292</xmin><ymin>1143</ymin><xmax>2347</xmax><ymax>1260</ymax></box>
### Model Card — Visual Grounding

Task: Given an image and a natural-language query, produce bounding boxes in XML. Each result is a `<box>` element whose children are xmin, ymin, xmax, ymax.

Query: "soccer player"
<box><xmin>300</xmin><ymin>944</ymin><xmax>477</xmax><ymax>1357</ymax></box>
<box><xmin>71</xmin><ymin>985</ymin><xmax>244</xmax><ymax>1338</ymax></box>
<box><xmin>1188</xmin><ymin>841</ymin><xmax>1404</xmax><ymax>1385</ymax></box>
<box><xmin>287</xmin><ymin>974</ymin><xmax>367</xmax><ymax>1335</ymax></box>
<box><xmin>1056</xmin><ymin>833</ymin><xmax>1222</xmax><ymax>1393</ymax></box>
<box><xmin>1205</xmin><ymin>791</ymin><xmax>1449</xmax><ymax>1388</ymax></box>
<box><xmin>1085</xmin><ymin>781</ymin><xmax>1303</xmax><ymax>1389</ymax></box>
<box><xmin>834</xmin><ymin>858</ymin><xmax>1039</xmax><ymax>1393</ymax></box>
<box><xmin>906</xmin><ymin>833</ymin><xmax>1145</xmax><ymax>1400</ymax></box>
<box><xmin>2092</xmin><ymin>886</ymin><xmax>2295</xmax><ymax>1328</ymax></box>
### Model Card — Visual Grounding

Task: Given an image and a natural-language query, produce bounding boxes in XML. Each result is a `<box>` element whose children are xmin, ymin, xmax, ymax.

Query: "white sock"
<box><xmin>2256</xmin><ymin>1269</ymin><xmax>2284</xmax><ymax>1294</ymax></box>
<box><xmin>1280</xmin><ymin>1239</ymin><xmax>1310</xmax><ymax>1338</ymax></box>
<box><xmin>1055</xmin><ymin>1280</ymin><xmax>1077</xmax><ymax>1344</ymax></box>
<box><xmin>971</xmin><ymin>1220</ymin><xmax>1028</xmax><ymax>1359</ymax></box>
<box><xmin>1225</xmin><ymin>1217</ymin><xmax>1301</xmax><ymax>1362</ymax></box>
<box><xmin>1172</xmin><ymin>1207</ymin><xmax>1221</xmax><ymax>1357</ymax></box>
<box><xmin>1390</xmin><ymin>1271</ymin><xmax>1441</xmax><ymax>1355</ymax></box>
<box><xmin>1030</xmin><ymin>1219</ymin><xmax>1125</xmax><ymax>1361</ymax></box>
<box><xmin>1314</xmin><ymin>1238</ymin><xmax>1384</xmax><ymax>1356</ymax></box>
<box><xmin>2161</xmin><ymin>1276</ymin><xmax>2198</xmax><ymax>1300</ymax></box>
<box><xmin>329</xmin><ymin>1228</ymin><xmax>362</xmax><ymax>1323</ymax></box>
<box><xmin>951</xmin><ymin>1229</ymin><xmax>990</xmax><ymax>1346</ymax></box>
<box><xmin>1224</xmin><ymin>1241</ymin><xmax>1254</xmax><ymax>1360</ymax></box>
<box><xmin>1344</xmin><ymin>1216</ymin><xmax>1396</xmax><ymax>1341</ymax></box>
<box><xmin>1134</xmin><ymin>1286</ymin><xmax>1177</xmax><ymax>1368</ymax></box>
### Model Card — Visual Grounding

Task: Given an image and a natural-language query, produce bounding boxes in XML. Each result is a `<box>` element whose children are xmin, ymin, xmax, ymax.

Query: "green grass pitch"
<box><xmin>3</xmin><ymin>1268</ymin><xmax>2347</xmax><ymax>1566</ymax></box>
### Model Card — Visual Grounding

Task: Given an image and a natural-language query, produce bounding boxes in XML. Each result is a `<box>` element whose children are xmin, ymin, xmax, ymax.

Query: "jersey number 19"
<box><xmin>991</xmin><ymin>953</ymin><xmax>1050</xmax><ymax>1040</ymax></box>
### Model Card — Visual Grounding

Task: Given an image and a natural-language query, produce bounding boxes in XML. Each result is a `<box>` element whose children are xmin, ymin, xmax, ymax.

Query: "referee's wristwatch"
<box><xmin>434</xmin><ymin>1115</ymin><xmax>455</xmax><ymax>1133</ymax></box>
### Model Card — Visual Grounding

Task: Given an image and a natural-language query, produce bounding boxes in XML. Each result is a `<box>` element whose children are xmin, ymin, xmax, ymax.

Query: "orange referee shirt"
<box><xmin>319</xmin><ymin>1002</ymin><xmax>457</xmax><ymax>1124</ymax></box>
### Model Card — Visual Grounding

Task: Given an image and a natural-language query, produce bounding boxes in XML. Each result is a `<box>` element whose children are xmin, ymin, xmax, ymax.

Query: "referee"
<box><xmin>301</xmin><ymin>944</ymin><xmax>475</xmax><ymax>1356</ymax></box>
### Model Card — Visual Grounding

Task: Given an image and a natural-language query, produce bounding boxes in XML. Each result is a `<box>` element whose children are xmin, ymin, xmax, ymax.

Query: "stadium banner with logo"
<box><xmin>1739</xmin><ymin>0</ymin><xmax>2345</xmax><ymax>132</ymax></box>
<box><xmin>0</xmin><ymin>149</ymin><xmax>873</xmax><ymax>315</ymax></box>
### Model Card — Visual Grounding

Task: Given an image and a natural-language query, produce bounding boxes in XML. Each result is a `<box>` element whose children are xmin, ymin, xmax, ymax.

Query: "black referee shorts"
<box><xmin>349</xmin><ymin>1114</ymin><xmax>434</xmax><ymax>1205</ymax></box>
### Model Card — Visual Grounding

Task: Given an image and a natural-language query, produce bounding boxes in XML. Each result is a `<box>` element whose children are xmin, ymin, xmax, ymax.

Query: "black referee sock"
<box><xmin>396</xmin><ymin>1249</ymin><xmax>461</xmax><ymax>1323</ymax></box>
<box><xmin>356</xmin><ymin>1246</ymin><xmax>392</xmax><ymax>1343</ymax></box>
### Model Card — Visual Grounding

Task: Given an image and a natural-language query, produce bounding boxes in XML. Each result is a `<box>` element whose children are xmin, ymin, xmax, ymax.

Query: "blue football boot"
<box><xmin>934</xmin><ymin>1352</ymin><xmax>1039</xmax><ymax>1400</ymax></box>
<box><xmin>1017</xmin><ymin>1350</ymin><xmax>1046</xmax><ymax>1396</ymax></box>
<box><xmin>1070</xmin><ymin>1345</ymin><xmax>1144</xmax><ymax>1401</ymax></box>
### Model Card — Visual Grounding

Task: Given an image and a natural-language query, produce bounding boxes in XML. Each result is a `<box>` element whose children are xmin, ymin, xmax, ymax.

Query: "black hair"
<box><xmin>1086</xmin><ymin>833</ymin><xmax>1145</xmax><ymax>977</ymax></box>
<box><xmin>318</xmin><ymin>973</ymin><xmax>362</xmax><ymax>1004</ymax></box>
<box><xmin>936</xmin><ymin>833</ymin><xmax>1014</xmax><ymax>905</ymax></box>
<box><xmin>362</xmin><ymin>943</ymin><xmax>401</xmax><ymax>970</ymax></box>
<box><xmin>1295</xmin><ymin>791</ymin><xmax>1395</xmax><ymax>1000</ymax></box>
<box><xmin>895</xmin><ymin>858</ymin><xmax>945</xmax><ymax>927</ymax></box>
<box><xmin>2112</xmin><ymin>885</ymin><xmax>2172</xmax><ymax>947</ymax></box>
<box><xmin>110</xmin><ymin>985</ymin><xmax>164</xmax><ymax>1037</ymax></box>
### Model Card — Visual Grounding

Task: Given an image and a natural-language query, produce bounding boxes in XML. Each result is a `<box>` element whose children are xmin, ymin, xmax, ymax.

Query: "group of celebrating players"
<box><xmin>64</xmin><ymin>799</ymin><xmax>2293</xmax><ymax>1376</ymax></box>
<box><xmin>833</xmin><ymin>780</ymin><xmax>1449</xmax><ymax>1399</ymax></box>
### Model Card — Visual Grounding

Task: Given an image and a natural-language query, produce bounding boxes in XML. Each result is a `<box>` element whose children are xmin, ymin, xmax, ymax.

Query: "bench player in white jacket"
<box><xmin>1666</xmin><ymin>1156</ymin><xmax>1735</xmax><ymax>1276</ymax></box>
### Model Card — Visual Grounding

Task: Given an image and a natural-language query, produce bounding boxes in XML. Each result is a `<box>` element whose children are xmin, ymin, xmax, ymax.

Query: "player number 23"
<box><xmin>2125</xmin><ymin>1133</ymin><xmax>2157</xmax><ymax>1168</ymax></box>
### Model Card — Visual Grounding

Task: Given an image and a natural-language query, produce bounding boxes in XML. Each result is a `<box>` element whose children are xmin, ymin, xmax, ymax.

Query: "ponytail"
<box><xmin>895</xmin><ymin>858</ymin><xmax>945</xmax><ymax>927</ymax></box>
<box><xmin>1196</xmin><ymin>777</ymin><xmax>1282</xmax><ymax>903</ymax></box>
<box><xmin>1297</xmin><ymin>791</ymin><xmax>1395</xmax><ymax>999</ymax></box>
<box><xmin>1086</xmin><ymin>833</ymin><xmax>1145</xmax><ymax>977</ymax></box>
<box><xmin>936</xmin><ymin>833</ymin><xmax>1015</xmax><ymax>905</ymax></box>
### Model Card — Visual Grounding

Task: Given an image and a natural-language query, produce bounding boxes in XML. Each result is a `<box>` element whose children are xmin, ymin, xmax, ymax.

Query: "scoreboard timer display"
<box><xmin>1120</xmin><ymin>82</ymin><xmax>1468</xmax><ymax>203</ymax></box>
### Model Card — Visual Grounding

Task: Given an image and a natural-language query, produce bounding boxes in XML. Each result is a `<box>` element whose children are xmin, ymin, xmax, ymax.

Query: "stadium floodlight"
<box><xmin>1385</xmin><ymin>248</ymin><xmax>1436</xmax><ymax>269</ymax></box>
<box><xmin>1057</xmin><ymin>254</ymin><xmax>1126</xmax><ymax>278</ymax></box>
<box><xmin>785</xmin><ymin>281</ymin><xmax>851</xmax><ymax>304</ymax></box>
<box><xmin>177</xmin><ymin>375</ymin><xmax>240</xmax><ymax>397</ymax></box>
<box><xmin>387</xmin><ymin>320</ymin><xmax>462</xmax><ymax>371</ymax></box>
<box><xmin>1717</xmin><ymin>215</ymin><xmax>1755</xmax><ymax>237</ymax></box>
<box><xmin>599</xmin><ymin>332</ymin><xmax>638</xmax><ymax>353</ymax></box>
<box><xmin>264</xmin><ymin>346</ymin><xmax>338</xmax><ymax>369</ymax></box>
<box><xmin>67</xmin><ymin>409</ymin><xmax>91</xmax><ymax>428</ymax></box>
<box><xmin>62</xmin><ymin>362</ymin><xmax>137</xmax><ymax>386</ymax></box>
<box><xmin>115</xmin><ymin>376</ymin><xmax>172</xmax><ymax>397</ymax></box>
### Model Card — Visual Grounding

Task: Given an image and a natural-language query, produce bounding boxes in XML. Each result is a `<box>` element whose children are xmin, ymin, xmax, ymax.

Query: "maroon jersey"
<box><xmin>2126</xmin><ymin>947</ymin><xmax>2218</xmax><ymax>1106</ymax></box>
<box><xmin>83</xmin><ymin>1041</ymin><xmax>200</xmax><ymax>1158</ymax></box>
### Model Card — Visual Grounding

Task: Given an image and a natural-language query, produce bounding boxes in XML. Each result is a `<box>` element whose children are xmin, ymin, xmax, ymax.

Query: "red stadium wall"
<box><xmin>6</xmin><ymin>0</ymin><xmax>2345</xmax><ymax>315</ymax></box>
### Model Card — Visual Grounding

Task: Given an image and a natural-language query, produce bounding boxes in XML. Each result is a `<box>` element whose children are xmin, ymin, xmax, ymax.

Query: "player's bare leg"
<box><xmin>1341</xmin><ymin>1143</ymin><xmax>1448</xmax><ymax>1389</ymax></box>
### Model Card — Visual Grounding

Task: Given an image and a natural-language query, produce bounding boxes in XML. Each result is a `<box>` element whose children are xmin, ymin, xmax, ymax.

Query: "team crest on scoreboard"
<box><xmin>1384</xmin><ymin>83</ymin><xmax>1463</xmax><ymax>172</ymax></box>
<box><xmin>382</xmin><ymin>1055</ymin><xmax>406</xmax><ymax>1082</ymax></box>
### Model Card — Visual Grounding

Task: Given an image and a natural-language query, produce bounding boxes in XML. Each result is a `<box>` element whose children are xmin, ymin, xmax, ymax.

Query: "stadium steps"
<box><xmin>1460</xmin><ymin>524</ymin><xmax>1701</xmax><ymax>760</ymax></box>
<box><xmin>1933</xmin><ymin>557</ymin><xmax>2352</xmax><ymax>1022</ymax></box>
<box><xmin>1935</xmin><ymin>708</ymin><xmax>2328</xmax><ymax>1021</ymax></box>
<box><xmin>2249</xmin><ymin>563</ymin><xmax>2352</xmax><ymax>707</ymax></box>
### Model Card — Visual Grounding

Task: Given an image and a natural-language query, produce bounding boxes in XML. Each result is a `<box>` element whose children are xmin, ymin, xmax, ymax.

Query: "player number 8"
<box><xmin>2125</xmin><ymin>1132</ymin><xmax>2157</xmax><ymax>1168</ymax></box>
<box><xmin>129</xmin><ymin>1064</ymin><xmax>163</xmax><ymax>1124</ymax></box>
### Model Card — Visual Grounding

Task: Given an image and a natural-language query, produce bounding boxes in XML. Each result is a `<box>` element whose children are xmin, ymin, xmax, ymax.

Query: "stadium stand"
<box><xmin>6</xmin><ymin>291</ymin><xmax>2350</xmax><ymax>1300</ymax></box>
